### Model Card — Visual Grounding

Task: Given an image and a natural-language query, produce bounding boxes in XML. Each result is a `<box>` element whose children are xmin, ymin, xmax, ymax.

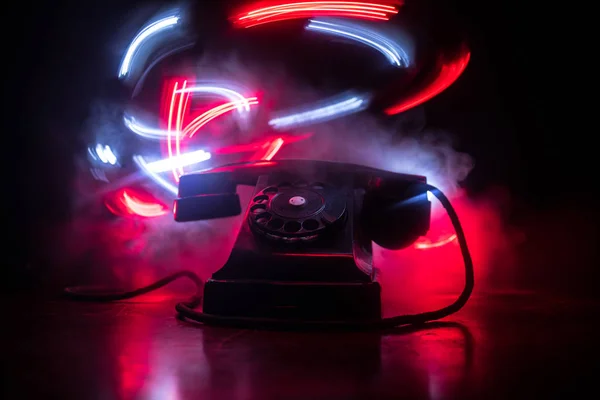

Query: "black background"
<box><xmin>4</xmin><ymin>1</ymin><xmax>591</xmax><ymax>290</ymax></box>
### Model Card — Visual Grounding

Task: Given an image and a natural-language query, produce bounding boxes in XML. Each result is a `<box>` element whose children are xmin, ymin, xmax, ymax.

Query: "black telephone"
<box><xmin>170</xmin><ymin>159</ymin><xmax>474</xmax><ymax>329</ymax></box>
<box><xmin>66</xmin><ymin>159</ymin><xmax>473</xmax><ymax>329</ymax></box>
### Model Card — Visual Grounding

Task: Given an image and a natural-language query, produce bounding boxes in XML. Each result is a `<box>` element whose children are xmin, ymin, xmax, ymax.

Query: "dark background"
<box><xmin>4</xmin><ymin>1</ymin><xmax>592</xmax><ymax>292</ymax></box>
<box><xmin>5</xmin><ymin>4</ymin><xmax>598</xmax><ymax>398</ymax></box>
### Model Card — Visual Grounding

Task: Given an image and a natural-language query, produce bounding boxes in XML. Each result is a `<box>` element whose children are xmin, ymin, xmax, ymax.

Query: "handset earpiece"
<box><xmin>174</xmin><ymin>162</ymin><xmax>277</xmax><ymax>221</ymax></box>
<box><xmin>360</xmin><ymin>175</ymin><xmax>431</xmax><ymax>250</ymax></box>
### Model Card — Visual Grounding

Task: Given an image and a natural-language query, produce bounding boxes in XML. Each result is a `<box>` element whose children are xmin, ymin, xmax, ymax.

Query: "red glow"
<box><xmin>233</xmin><ymin>1</ymin><xmax>401</xmax><ymax>28</ymax></box>
<box><xmin>106</xmin><ymin>188</ymin><xmax>168</xmax><ymax>218</ymax></box>
<box><xmin>385</xmin><ymin>50</ymin><xmax>471</xmax><ymax>115</ymax></box>
<box><xmin>379</xmin><ymin>190</ymin><xmax>517</xmax><ymax>316</ymax></box>
<box><xmin>212</xmin><ymin>141</ymin><xmax>267</xmax><ymax>155</ymax></box>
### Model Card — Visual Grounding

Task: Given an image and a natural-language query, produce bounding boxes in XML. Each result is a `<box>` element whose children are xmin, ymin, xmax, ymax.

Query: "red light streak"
<box><xmin>158</xmin><ymin>79</ymin><xmax>313</xmax><ymax>191</ymax></box>
<box><xmin>182</xmin><ymin>90</ymin><xmax>192</xmax><ymax>123</ymax></box>
<box><xmin>166</xmin><ymin>80</ymin><xmax>183</xmax><ymax>181</ymax></box>
<box><xmin>157</xmin><ymin>79</ymin><xmax>311</xmax><ymax>199</ymax></box>
<box><xmin>262</xmin><ymin>137</ymin><xmax>285</xmax><ymax>160</ymax></box>
<box><xmin>415</xmin><ymin>234</ymin><xmax>457</xmax><ymax>250</ymax></box>
<box><xmin>175</xmin><ymin>81</ymin><xmax>187</xmax><ymax>178</ymax></box>
<box><xmin>121</xmin><ymin>191</ymin><xmax>168</xmax><ymax>217</ymax></box>
<box><xmin>105</xmin><ymin>188</ymin><xmax>168</xmax><ymax>218</ymax></box>
<box><xmin>183</xmin><ymin>98</ymin><xmax>259</xmax><ymax>138</ymax></box>
<box><xmin>385</xmin><ymin>51</ymin><xmax>471</xmax><ymax>115</ymax></box>
<box><xmin>233</xmin><ymin>1</ymin><xmax>400</xmax><ymax>28</ymax></box>
<box><xmin>164</xmin><ymin>79</ymin><xmax>259</xmax><ymax>181</ymax></box>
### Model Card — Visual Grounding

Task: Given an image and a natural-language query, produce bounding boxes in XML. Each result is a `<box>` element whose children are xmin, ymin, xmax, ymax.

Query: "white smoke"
<box><xmin>64</xmin><ymin>51</ymin><xmax>475</xmax><ymax>285</ymax></box>
<box><xmin>181</xmin><ymin>53</ymin><xmax>474</xmax><ymax>193</ymax></box>
<box><xmin>278</xmin><ymin>114</ymin><xmax>474</xmax><ymax>194</ymax></box>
